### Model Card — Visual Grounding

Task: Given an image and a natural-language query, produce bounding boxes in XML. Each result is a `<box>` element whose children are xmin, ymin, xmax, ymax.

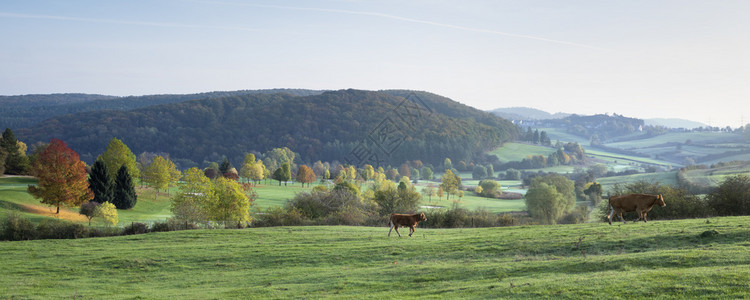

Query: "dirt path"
<box><xmin>18</xmin><ymin>203</ymin><xmax>88</xmax><ymax>222</ymax></box>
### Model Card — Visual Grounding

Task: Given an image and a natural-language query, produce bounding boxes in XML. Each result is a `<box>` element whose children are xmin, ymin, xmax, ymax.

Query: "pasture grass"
<box><xmin>2</xmin><ymin>217</ymin><xmax>749</xmax><ymax>298</ymax></box>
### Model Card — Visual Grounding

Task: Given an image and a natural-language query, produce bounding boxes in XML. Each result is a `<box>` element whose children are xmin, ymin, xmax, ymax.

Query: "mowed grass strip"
<box><xmin>2</xmin><ymin>217</ymin><xmax>749</xmax><ymax>298</ymax></box>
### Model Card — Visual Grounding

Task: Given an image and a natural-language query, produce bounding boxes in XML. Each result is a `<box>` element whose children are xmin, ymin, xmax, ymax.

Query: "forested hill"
<box><xmin>0</xmin><ymin>89</ymin><xmax>323</xmax><ymax>129</ymax></box>
<box><xmin>17</xmin><ymin>89</ymin><xmax>518</xmax><ymax>168</ymax></box>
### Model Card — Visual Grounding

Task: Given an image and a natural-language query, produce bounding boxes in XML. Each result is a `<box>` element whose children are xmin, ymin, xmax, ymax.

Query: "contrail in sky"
<box><xmin>200</xmin><ymin>1</ymin><xmax>605</xmax><ymax>50</ymax></box>
<box><xmin>0</xmin><ymin>12</ymin><xmax>265</xmax><ymax>33</ymax></box>
<box><xmin>2</xmin><ymin>4</ymin><xmax>603</xmax><ymax>50</ymax></box>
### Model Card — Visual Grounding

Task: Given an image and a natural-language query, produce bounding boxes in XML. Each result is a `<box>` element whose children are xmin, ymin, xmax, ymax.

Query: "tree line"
<box><xmin>17</xmin><ymin>89</ymin><xmax>518</xmax><ymax>169</ymax></box>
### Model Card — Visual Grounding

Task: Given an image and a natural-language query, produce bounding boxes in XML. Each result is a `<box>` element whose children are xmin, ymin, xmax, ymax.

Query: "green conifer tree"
<box><xmin>113</xmin><ymin>165</ymin><xmax>138</xmax><ymax>209</ymax></box>
<box><xmin>88</xmin><ymin>160</ymin><xmax>114</xmax><ymax>204</ymax></box>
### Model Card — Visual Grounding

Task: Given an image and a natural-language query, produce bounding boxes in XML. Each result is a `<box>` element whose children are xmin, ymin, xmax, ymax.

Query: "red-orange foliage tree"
<box><xmin>28</xmin><ymin>139</ymin><xmax>93</xmax><ymax>214</ymax></box>
<box><xmin>296</xmin><ymin>165</ymin><xmax>316</xmax><ymax>187</ymax></box>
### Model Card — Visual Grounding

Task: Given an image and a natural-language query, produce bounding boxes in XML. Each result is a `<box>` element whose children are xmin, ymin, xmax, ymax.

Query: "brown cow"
<box><xmin>388</xmin><ymin>212</ymin><xmax>427</xmax><ymax>237</ymax></box>
<box><xmin>608</xmin><ymin>193</ymin><xmax>666</xmax><ymax>225</ymax></box>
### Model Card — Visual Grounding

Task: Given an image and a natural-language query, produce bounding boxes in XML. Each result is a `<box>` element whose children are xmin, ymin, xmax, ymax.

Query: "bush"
<box><xmin>559</xmin><ymin>204</ymin><xmax>589</xmax><ymax>224</ymax></box>
<box><xmin>707</xmin><ymin>174</ymin><xmax>750</xmax><ymax>216</ymax></box>
<box><xmin>36</xmin><ymin>219</ymin><xmax>88</xmax><ymax>239</ymax></box>
<box><xmin>1</xmin><ymin>211</ymin><xmax>37</xmax><ymax>241</ymax></box>
<box><xmin>123</xmin><ymin>222</ymin><xmax>149</xmax><ymax>235</ymax></box>
<box><xmin>422</xmin><ymin>205</ymin><xmax>521</xmax><ymax>228</ymax></box>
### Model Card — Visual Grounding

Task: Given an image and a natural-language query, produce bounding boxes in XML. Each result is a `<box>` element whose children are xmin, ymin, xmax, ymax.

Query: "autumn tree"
<box><xmin>171</xmin><ymin>167</ymin><xmax>213</xmax><ymax>224</ymax></box>
<box><xmin>96</xmin><ymin>201</ymin><xmax>119</xmax><ymax>226</ymax></box>
<box><xmin>171</xmin><ymin>168</ymin><xmax>254</xmax><ymax>226</ymax></box>
<box><xmin>361</xmin><ymin>164</ymin><xmax>375</xmax><ymax>181</ymax></box>
<box><xmin>249</xmin><ymin>160</ymin><xmax>265</xmax><ymax>184</ymax></box>
<box><xmin>88</xmin><ymin>160</ymin><xmax>114</xmax><ymax>204</ymax></box>
<box><xmin>239</xmin><ymin>154</ymin><xmax>256</xmax><ymax>183</ymax></box>
<box><xmin>209</xmin><ymin>177</ymin><xmax>253</xmax><ymax>227</ymax></box>
<box><xmin>399</xmin><ymin>163</ymin><xmax>411</xmax><ymax>179</ymax></box>
<box><xmin>113</xmin><ymin>165</ymin><xmax>138</xmax><ymax>209</ymax></box>
<box><xmin>28</xmin><ymin>139</ymin><xmax>93</xmax><ymax>214</ymax></box>
<box><xmin>421</xmin><ymin>184</ymin><xmax>437</xmax><ymax>202</ymax></box>
<box><xmin>439</xmin><ymin>169</ymin><xmax>461</xmax><ymax>200</ymax></box>
<box><xmin>373</xmin><ymin>179</ymin><xmax>421</xmax><ymax>216</ymax></box>
<box><xmin>312</xmin><ymin>160</ymin><xmax>327</xmax><ymax>178</ymax></box>
<box><xmin>99</xmin><ymin>138</ymin><xmax>140</xmax><ymax>180</ymax></box>
<box><xmin>143</xmin><ymin>155</ymin><xmax>180</xmax><ymax>199</ymax></box>
<box><xmin>296</xmin><ymin>165</ymin><xmax>316</xmax><ymax>187</ymax></box>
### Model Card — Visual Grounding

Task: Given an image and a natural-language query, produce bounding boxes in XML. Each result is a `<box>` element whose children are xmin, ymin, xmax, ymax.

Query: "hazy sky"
<box><xmin>2</xmin><ymin>1</ymin><xmax>749</xmax><ymax>127</ymax></box>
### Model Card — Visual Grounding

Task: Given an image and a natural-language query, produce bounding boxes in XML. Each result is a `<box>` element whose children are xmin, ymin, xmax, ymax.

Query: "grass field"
<box><xmin>490</xmin><ymin>142</ymin><xmax>555</xmax><ymax>163</ymax></box>
<box><xmin>2</xmin><ymin>217</ymin><xmax>749</xmax><ymax>298</ymax></box>
<box><xmin>596</xmin><ymin>172</ymin><xmax>679</xmax><ymax>195</ymax></box>
<box><xmin>681</xmin><ymin>162</ymin><xmax>750</xmax><ymax>188</ymax></box>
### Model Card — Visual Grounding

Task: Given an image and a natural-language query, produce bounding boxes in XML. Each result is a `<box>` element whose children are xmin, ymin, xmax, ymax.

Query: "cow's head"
<box><xmin>419</xmin><ymin>212</ymin><xmax>427</xmax><ymax>222</ymax></box>
<box><xmin>656</xmin><ymin>194</ymin><xmax>666</xmax><ymax>207</ymax></box>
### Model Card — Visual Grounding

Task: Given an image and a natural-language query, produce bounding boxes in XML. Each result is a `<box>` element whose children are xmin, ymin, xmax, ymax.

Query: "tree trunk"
<box><xmin>56</xmin><ymin>205</ymin><xmax>60</xmax><ymax>214</ymax></box>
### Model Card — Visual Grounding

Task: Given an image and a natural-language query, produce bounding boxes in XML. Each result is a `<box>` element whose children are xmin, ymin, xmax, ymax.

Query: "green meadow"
<box><xmin>2</xmin><ymin>217</ymin><xmax>748</xmax><ymax>298</ymax></box>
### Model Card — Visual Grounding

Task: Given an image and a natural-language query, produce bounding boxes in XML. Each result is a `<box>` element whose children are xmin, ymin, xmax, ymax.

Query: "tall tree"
<box><xmin>210</xmin><ymin>177</ymin><xmax>253</xmax><ymax>227</ymax></box>
<box><xmin>399</xmin><ymin>163</ymin><xmax>411</xmax><ymax>179</ymax></box>
<box><xmin>171</xmin><ymin>167</ymin><xmax>214</xmax><ymax>224</ymax></box>
<box><xmin>443</xmin><ymin>158</ymin><xmax>452</xmax><ymax>171</ymax></box>
<box><xmin>88</xmin><ymin>160</ymin><xmax>114</xmax><ymax>204</ymax></box>
<box><xmin>27</xmin><ymin>139</ymin><xmax>93</xmax><ymax>214</ymax></box>
<box><xmin>439</xmin><ymin>169</ymin><xmax>460</xmax><ymax>201</ymax></box>
<box><xmin>1</xmin><ymin>128</ymin><xmax>30</xmax><ymax>174</ymax></box>
<box><xmin>98</xmin><ymin>138</ymin><xmax>140</xmax><ymax>180</ymax></box>
<box><xmin>113</xmin><ymin>165</ymin><xmax>138</xmax><ymax>209</ymax></box>
<box><xmin>250</xmin><ymin>160</ymin><xmax>265</xmax><ymax>184</ymax></box>
<box><xmin>272</xmin><ymin>162</ymin><xmax>292</xmax><ymax>186</ymax></box>
<box><xmin>143</xmin><ymin>155</ymin><xmax>180</xmax><ymax>199</ymax></box>
<box><xmin>422</xmin><ymin>167</ymin><xmax>434</xmax><ymax>180</ymax></box>
<box><xmin>361</xmin><ymin>164</ymin><xmax>375</xmax><ymax>181</ymax></box>
<box><xmin>525</xmin><ymin>182</ymin><xmax>566</xmax><ymax>225</ymax></box>
<box><xmin>296</xmin><ymin>165</ymin><xmax>316</xmax><ymax>187</ymax></box>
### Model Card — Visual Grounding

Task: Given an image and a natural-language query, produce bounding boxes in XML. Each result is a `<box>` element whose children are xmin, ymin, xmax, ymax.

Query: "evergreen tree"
<box><xmin>219</xmin><ymin>158</ymin><xmax>232</xmax><ymax>175</ymax></box>
<box><xmin>113</xmin><ymin>165</ymin><xmax>138</xmax><ymax>209</ymax></box>
<box><xmin>88</xmin><ymin>160</ymin><xmax>114</xmax><ymax>204</ymax></box>
<box><xmin>1</xmin><ymin>128</ymin><xmax>30</xmax><ymax>174</ymax></box>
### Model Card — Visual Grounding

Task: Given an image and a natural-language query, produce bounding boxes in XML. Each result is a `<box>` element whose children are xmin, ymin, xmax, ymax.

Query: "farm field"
<box><xmin>680</xmin><ymin>162</ymin><xmax>750</xmax><ymax>188</ymax></box>
<box><xmin>490</xmin><ymin>142</ymin><xmax>555</xmax><ymax>163</ymax></box>
<box><xmin>596</xmin><ymin>172</ymin><xmax>678</xmax><ymax>195</ymax></box>
<box><xmin>2</xmin><ymin>217</ymin><xmax>749</xmax><ymax>298</ymax></box>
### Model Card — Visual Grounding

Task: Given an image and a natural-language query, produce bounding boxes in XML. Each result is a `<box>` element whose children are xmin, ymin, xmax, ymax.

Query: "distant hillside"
<box><xmin>0</xmin><ymin>89</ymin><xmax>323</xmax><ymax>129</ymax></box>
<box><xmin>489</xmin><ymin>107</ymin><xmax>569</xmax><ymax>121</ymax></box>
<box><xmin>18</xmin><ymin>89</ymin><xmax>518</xmax><ymax>168</ymax></box>
<box><xmin>645</xmin><ymin>118</ymin><xmax>707</xmax><ymax>129</ymax></box>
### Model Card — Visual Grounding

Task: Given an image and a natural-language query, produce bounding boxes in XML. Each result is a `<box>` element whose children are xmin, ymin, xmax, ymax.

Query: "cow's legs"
<box><xmin>608</xmin><ymin>208</ymin><xmax>615</xmax><ymax>225</ymax></box>
<box><xmin>394</xmin><ymin>226</ymin><xmax>402</xmax><ymax>237</ymax></box>
<box><xmin>617</xmin><ymin>212</ymin><xmax>626</xmax><ymax>224</ymax></box>
<box><xmin>642</xmin><ymin>211</ymin><xmax>648</xmax><ymax>223</ymax></box>
<box><xmin>388</xmin><ymin>220</ymin><xmax>399</xmax><ymax>237</ymax></box>
<box><xmin>408</xmin><ymin>226</ymin><xmax>415</xmax><ymax>237</ymax></box>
